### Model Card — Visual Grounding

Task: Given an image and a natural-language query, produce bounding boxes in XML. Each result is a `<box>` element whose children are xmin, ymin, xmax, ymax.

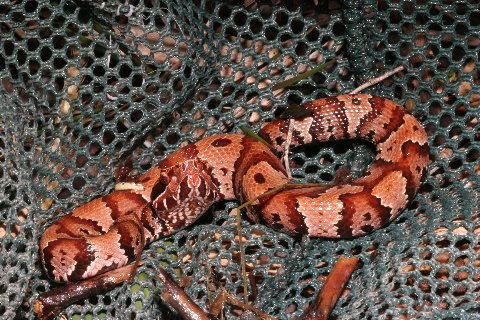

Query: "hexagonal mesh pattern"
<box><xmin>0</xmin><ymin>0</ymin><xmax>479</xmax><ymax>319</ymax></box>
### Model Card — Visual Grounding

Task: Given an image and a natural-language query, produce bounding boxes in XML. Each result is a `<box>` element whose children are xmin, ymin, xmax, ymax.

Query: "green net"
<box><xmin>0</xmin><ymin>0</ymin><xmax>479</xmax><ymax>319</ymax></box>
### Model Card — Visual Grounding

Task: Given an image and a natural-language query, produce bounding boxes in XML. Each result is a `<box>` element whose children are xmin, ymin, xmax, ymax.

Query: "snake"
<box><xmin>39</xmin><ymin>94</ymin><xmax>429</xmax><ymax>285</ymax></box>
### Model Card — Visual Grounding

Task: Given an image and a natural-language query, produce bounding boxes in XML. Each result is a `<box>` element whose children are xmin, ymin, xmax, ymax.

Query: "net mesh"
<box><xmin>0</xmin><ymin>0</ymin><xmax>479</xmax><ymax>319</ymax></box>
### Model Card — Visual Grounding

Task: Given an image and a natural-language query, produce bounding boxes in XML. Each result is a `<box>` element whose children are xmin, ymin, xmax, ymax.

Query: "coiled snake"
<box><xmin>37</xmin><ymin>94</ymin><xmax>429</xmax><ymax>316</ymax></box>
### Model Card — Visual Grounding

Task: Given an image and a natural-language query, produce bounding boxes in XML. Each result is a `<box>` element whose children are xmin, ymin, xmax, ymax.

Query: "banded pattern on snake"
<box><xmin>39</xmin><ymin>94</ymin><xmax>429</xmax><ymax>285</ymax></box>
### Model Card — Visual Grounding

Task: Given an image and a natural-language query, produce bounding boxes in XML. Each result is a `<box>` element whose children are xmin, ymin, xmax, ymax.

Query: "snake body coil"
<box><xmin>39</xmin><ymin>94</ymin><xmax>429</xmax><ymax>283</ymax></box>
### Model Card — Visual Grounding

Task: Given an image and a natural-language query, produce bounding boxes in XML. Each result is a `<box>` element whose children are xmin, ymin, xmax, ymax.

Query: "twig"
<box><xmin>238</xmin><ymin>182</ymin><xmax>328</xmax><ymax>212</ymax></box>
<box><xmin>283</xmin><ymin>119</ymin><xmax>295</xmax><ymax>179</ymax></box>
<box><xmin>158</xmin><ymin>268</ymin><xmax>276</xmax><ymax>320</ymax></box>
<box><xmin>234</xmin><ymin>182</ymin><xmax>323</xmax><ymax>308</ymax></box>
<box><xmin>157</xmin><ymin>267</ymin><xmax>210</xmax><ymax>320</ymax></box>
<box><xmin>248</xmin><ymin>273</ymin><xmax>258</xmax><ymax>302</ymax></box>
<box><xmin>221</xmin><ymin>290</ymin><xmax>279</xmax><ymax>320</ymax></box>
<box><xmin>349</xmin><ymin>65</ymin><xmax>405</xmax><ymax>94</ymax></box>
<box><xmin>34</xmin><ymin>264</ymin><xmax>138</xmax><ymax>320</ymax></box>
<box><xmin>298</xmin><ymin>256</ymin><xmax>360</xmax><ymax>320</ymax></box>
<box><xmin>233</xmin><ymin>182</ymin><xmax>326</xmax><ymax>307</ymax></box>
<box><xmin>235</xmin><ymin>207</ymin><xmax>249</xmax><ymax>303</ymax></box>
<box><xmin>238</xmin><ymin>184</ymin><xmax>285</xmax><ymax>211</ymax></box>
<box><xmin>209</xmin><ymin>289</ymin><xmax>226</xmax><ymax>317</ymax></box>
<box><xmin>279</xmin><ymin>66</ymin><xmax>406</xmax><ymax>178</ymax></box>
<box><xmin>205</xmin><ymin>263</ymin><xmax>214</xmax><ymax>308</ymax></box>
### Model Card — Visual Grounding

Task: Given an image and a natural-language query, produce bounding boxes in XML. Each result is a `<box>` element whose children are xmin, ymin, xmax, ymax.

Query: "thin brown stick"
<box><xmin>209</xmin><ymin>289</ymin><xmax>226</xmax><ymax>317</ymax></box>
<box><xmin>349</xmin><ymin>65</ymin><xmax>405</xmax><ymax>94</ymax></box>
<box><xmin>233</xmin><ymin>182</ymin><xmax>331</xmax><ymax>309</ymax></box>
<box><xmin>234</xmin><ymin>182</ymin><xmax>294</xmax><ymax>304</ymax></box>
<box><xmin>283</xmin><ymin>118</ymin><xmax>295</xmax><ymax>179</ymax></box>
<box><xmin>238</xmin><ymin>182</ymin><xmax>330</xmax><ymax>213</ymax></box>
<box><xmin>205</xmin><ymin>263</ymin><xmax>214</xmax><ymax>308</ymax></box>
<box><xmin>222</xmin><ymin>290</ymin><xmax>279</xmax><ymax>320</ymax></box>
<box><xmin>280</xmin><ymin>66</ymin><xmax>406</xmax><ymax>177</ymax></box>
<box><xmin>235</xmin><ymin>207</ymin><xmax>249</xmax><ymax>303</ymax></box>
<box><xmin>34</xmin><ymin>264</ymin><xmax>137</xmax><ymax>320</ymax></box>
<box><xmin>157</xmin><ymin>267</ymin><xmax>210</xmax><ymax>320</ymax></box>
<box><xmin>158</xmin><ymin>268</ymin><xmax>276</xmax><ymax>320</ymax></box>
<box><xmin>248</xmin><ymin>272</ymin><xmax>259</xmax><ymax>302</ymax></box>
<box><xmin>299</xmin><ymin>256</ymin><xmax>360</xmax><ymax>320</ymax></box>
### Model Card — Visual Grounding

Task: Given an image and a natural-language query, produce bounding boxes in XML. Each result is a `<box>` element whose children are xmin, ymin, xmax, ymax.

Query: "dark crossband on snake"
<box><xmin>36</xmin><ymin>94</ymin><xmax>429</xmax><ymax>317</ymax></box>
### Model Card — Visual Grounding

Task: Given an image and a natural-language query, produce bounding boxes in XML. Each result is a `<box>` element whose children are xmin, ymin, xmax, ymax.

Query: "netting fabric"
<box><xmin>0</xmin><ymin>0</ymin><xmax>479</xmax><ymax>319</ymax></box>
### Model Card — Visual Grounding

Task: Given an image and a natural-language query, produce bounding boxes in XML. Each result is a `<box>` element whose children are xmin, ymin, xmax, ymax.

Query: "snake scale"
<box><xmin>37</xmin><ymin>94</ymin><xmax>429</xmax><ymax>311</ymax></box>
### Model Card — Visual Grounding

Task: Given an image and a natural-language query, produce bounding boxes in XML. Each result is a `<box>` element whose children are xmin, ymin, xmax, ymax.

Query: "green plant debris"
<box><xmin>272</xmin><ymin>59</ymin><xmax>335</xmax><ymax>90</ymax></box>
<box><xmin>239</xmin><ymin>125</ymin><xmax>271</xmax><ymax>147</ymax></box>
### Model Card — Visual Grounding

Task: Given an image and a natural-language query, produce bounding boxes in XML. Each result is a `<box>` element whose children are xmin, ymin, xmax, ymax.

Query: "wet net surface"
<box><xmin>0</xmin><ymin>0</ymin><xmax>479</xmax><ymax>319</ymax></box>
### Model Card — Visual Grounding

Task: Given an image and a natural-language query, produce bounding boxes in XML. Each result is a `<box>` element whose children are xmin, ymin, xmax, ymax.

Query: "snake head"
<box><xmin>150</xmin><ymin>160</ymin><xmax>220</xmax><ymax>234</ymax></box>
